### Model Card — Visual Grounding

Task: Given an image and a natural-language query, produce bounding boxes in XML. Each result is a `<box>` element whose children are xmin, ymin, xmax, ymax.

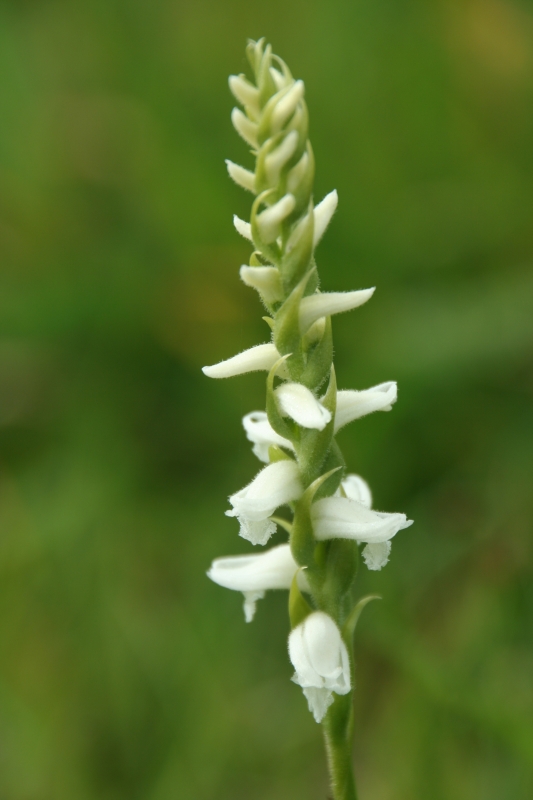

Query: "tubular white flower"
<box><xmin>264</xmin><ymin>130</ymin><xmax>299</xmax><ymax>186</ymax></box>
<box><xmin>299</xmin><ymin>288</ymin><xmax>375</xmax><ymax>334</ymax></box>
<box><xmin>256</xmin><ymin>193</ymin><xmax>296</xmax><ymax>243</ymax></box>
<box><xmin>228</xmin><ymin>74</ymin><xmax>260</xmax><ymax>111</ymax></box>
<box><xmin>242</xmin><ymin>411</ymin><xmax>294</xmax><ymax>462</ymax></box>
<box><xmin>207</xmin><ymin>543</ymin><xmax>310</xmax><ymax>622</ymax></box>
<box><xmin>334</xmin><ymin>382</ymin><xmax>398</xmax><ymax>432</ymax></box>
<box><xmin>311</xmin><ymin>495</ymin><xmax>413</xmax><ymax>545</ymax></box>
<box><xmin>271</xmin><ymin>80</ymin><xmax>305</xmax><ymax>134</ymax></box>
<box><xmin>289</xmin><ymin>611</ymin><xmax>351</xmax><ymax>723</ymax></box>
<box><xmin>313</xmin><ymin>190</ymin><xmax>338</xmax><ymax>247</ymax></box>
<box><xmin>203</xmin><ymin>343</ymin><xmax>286</xmax><ymax>379</ymax></box>
<box><xmin>240</xmin><ymin>265</ymin><xmax>283</xmax><ymax>304</ymax></box>
<box><xmin>227</xmin><ymin>460</ymin><xmax>303</xmax><ymax>545</ymax></box>
<box><xmin>226</xmin><ymin>160</ymin><xmax>256</xmax><ymax>193</ymax></box>
<box><xmin>340</xmin><ymin>474</ymin><xmax>372</xmax><ymax>508</ymax></box>
<box><xmin>231</xmin><ymin>107</ymin><xmax>258</xmax><ymax>148</ymax></box>
<box><xmin>276</xmin><ymin>382</ymin><xmax>332</xmax><ymax>430</ymax></box>
<box><xmin>233</xmin><ymin>214</ymin><xmax>253</xmax><ymax>241</ymax></box>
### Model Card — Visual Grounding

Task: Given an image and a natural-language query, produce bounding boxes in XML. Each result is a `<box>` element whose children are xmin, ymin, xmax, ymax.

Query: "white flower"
<box><xmin>270</xmin><ymin>80</ymin><xmax>305</xmax><ymax>133</ymax></box>
<box><xmin>313</xmin><ymin>190</ymin><xmax>338</xmax><ymax>247</ymax></box>
<box><xmin>202</xmin><ymin>343</ymin><xmax>288</xmax><ymax>379</ymax></box>
<box><xmin>228</xmin><ymin>74</ymin><xmax>260</xmax><ymax>111</ymax></box>
<box><xmin>242</xmin><ymin>411</ymin><xmax>294</xmax><ymax>462</ymax></box>
<box><xmin>240</xmin><ymin>265</ymin><xmax>283</xmax><ymax>304</ymax></box>
<box><xmin>226</xmin><ymin>160</ymin><xmax>256</xmax><ymax>193</ymax></box>
<box><xmin>264</xmin><ymin>130</ymin><xmax>299</xmax><ymax>186</ymax></box>
<box><xmin>276</xmin><ymin>382</ymin><xmax>331</xmax><ymax>430</ymax></box>
<box><xmin>231</xmin><ymin>107</ymin><xmax>258</xmax><ymax>148</ymax></box>
<box><xmin>311</xmin><ymin>492</ymin><xmax>412</xmax><ymax>570</ymax></box>
<box><xmin>334</xmin><ymin>382</ymin><xmax>397</xmax><ymax>432</ymax></box>
<box><xmin>233</xmin><ymin>215</ymin><xmax>253</xmax><ymax>241</ymax></box>
<box><xmin>288</xmin><ymin>611</ymin><xmax>351</xmax><ymax>723</ymax></box>
<box><xmin>299</xmin><ymin>288</ymin><xmax>375</xmax><ymax>334</ymax></box>
<box><xmin>207</xmin><ymin>543</ymin><xmax>310</xmax><ymax>622</ymax></box>
<box><xmin>227</xmin><ymin>460</ymin><xmax>303</xmax><ymax>545</ymax></box>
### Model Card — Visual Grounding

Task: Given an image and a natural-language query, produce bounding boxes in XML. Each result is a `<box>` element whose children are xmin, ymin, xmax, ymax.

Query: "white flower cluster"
<box><xmin>203</xmin><ymin>39</ymin><xmax>413</xmax><ymax>725</ymax></box>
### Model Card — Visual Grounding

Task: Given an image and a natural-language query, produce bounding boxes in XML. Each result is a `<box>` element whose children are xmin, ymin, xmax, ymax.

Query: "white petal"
<box><xmin>230</xmin><ymin>516</ymin><xmax>276</xmax><ymax>546</ymax></box>
<box><xmin>362</xmin><ymin>541</ymin><xmax>391</xmax><ymax>571</ymax></box>
<box><xmin>202</xmin><ymin>343</ymin><xmax>281</xmax><ymax>379</ymax></box>
<box><xmin>243</xmin><ymin>590</ymin><xmax>265</xmax><ymax>622</ymax></box>
<box><xmin>233</xmin><ymin>215</ymin><xmax>253</xmax><ymax>241</ymax></box>
<box><xmin>271</xmin><ymin>80</ymin><xmax>305</xmax><ymax>133</ymax></box>
<box><xmin>207</xmin><ymin>544</ymin><xmax>300</xmax><ymax>592</ymax></box>
<box><xmin>302</xmin><ymin>686</ymin><xmax>334</xmax><ymax>723</ymax></box>
<box><xmin>264</xmin><ymin>130</ymin><xmax>299</xmax><ymax>186</ymax></box>
<box><xmin>340</xmin><ymin>474</ymin><xmax>372</xmax><ymax>508</ymax></box>
<box><xmin>228</xmin><ymin>75</ymin><xmax>260</xmax><ymax>110</ymax></box>
<box><xmin>226</xmin><ymin>160</ymin><xmax>256</xmax><ymax>193</ymax></box>
<box><xmin>299</xmin><ymin>288</ymin><xmax>375</xmax><ymax>333</ymax></box>
<box><xmin>276</xmin><ymin>383</ymin><xmax>331</xmax><ymax>430</ymax></box>
<box><xmin>311</xmin><ymin>496</ymin><xmax>413</xmax><ymax>543</ymax></box>
<box><xmin>228</xmin><ymin>460</ymin><xmax>303</xmax><ymax>520</ymax></box>
<box><xmin>256</xmin><ymin>194</ymin><xmax>296</xmax><ymax>243</ymax></box>
<box><xmin>239</xmin><ymin>265</ymin><xmax>283</xmax><ymax>304</ymax></box>
<box><xmin>242</xmin><ymin>411</ymin><xmax>294</xmax><ymax>463</ymax></box>
<box><xmin>231</xmin><ymin>107</ymin><xmax>258</xmax><ymax>148</ymax></box>
<box><xmin>313</xmin><ymin>190</ymin><xmax>338</xmax><ymax>247</ymax></box>
<box><xmin>334</xmin><ymin>382</ymin><xmax>398</xmax><ymax>432</ymax></box>
<box><xmin>269</xmin><ymin>67</ymin><xmax>286</xmax><ymax>91</ymax></box>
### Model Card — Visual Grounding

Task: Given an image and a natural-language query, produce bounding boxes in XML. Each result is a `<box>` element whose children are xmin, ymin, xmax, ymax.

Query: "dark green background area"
<box><xmin>1</xmin><ymin>1</ymin><xmax>532</xmax><ymax>798</ymax></box>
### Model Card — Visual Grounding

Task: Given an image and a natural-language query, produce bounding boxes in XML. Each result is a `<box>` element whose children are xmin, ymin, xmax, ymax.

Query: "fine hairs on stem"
<box><xmin>204</xmin><ymin>39</ymin><xmax>413</xmax><ymax>800</ymax></box>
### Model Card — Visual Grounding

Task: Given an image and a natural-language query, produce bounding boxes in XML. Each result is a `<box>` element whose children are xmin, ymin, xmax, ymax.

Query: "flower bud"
<box><xmin>239</xmin><ymin>265</ymin><xmax>283</xmax><ymax>304</ymax></box>
<box><xmin>313</xmin><ymin>190</ymin><xmax>338</xmax><ymax>247</ymax></box>
<box><xmin>233</xmin><ymin>214</ymin><xmax>253</xmax><ymax>241</ymax></box>
<box><xmin>276</xmin><ymin>382</ymin><xmax>332</xmax><ymax>430</ymax></box>
<box><xmin>264</xmin><ymin>130</ymin><xmax>299</xmax><ymax>186</ymax></box>
<box><xmin>229</xmin><ymin>74</ymin><xmax>260</xmax><ymax>110</ymax></box>
<box><xmin>271</xmin><ymin>80</ymin><xmax>305</xmax><ymax>134</ymax></box>
<box><xmin>256</xmin><ymin>193</ymin><xmax>296</xmax><ymax>243</ymax></box>
<box><xmin>226</xmin><ymin>160</ymin><xmax>256</xmax><ymax>193</ymax></box>
<box><xmin>231</xmin><ymin>107</ymin><xmax>259</xmax><ymax>148</ymax></box>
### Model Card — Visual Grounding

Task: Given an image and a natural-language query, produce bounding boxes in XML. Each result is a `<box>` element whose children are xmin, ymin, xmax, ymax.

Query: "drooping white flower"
<box><xmin>311</xmin><ymin>494</ymin><xmax>412</xmax><ymax>569</ymax></box>
<box><xmin>242</xmin><ymin>411</ymin><xmax>294</xmax><ymax>463</ymax></box>
<box><xmin>313</xmin><ymin>190</ymin><xmax>338</xmax><ymax>247</ymax></box>
<box><xmin>202</xmin><ymin>343</ymin><xmax>287</xmax><ymax>379</ymax></box>
<box><xmin>334</xmin><ymin>382</ymin><xmax>397</xmax><ymax>432</ymax></box>
<box><xmin>288</xmin><ymin>611</ymin><xmax>351</xmax><ymax>723</ymax></box>
<box><xmin>299</xmin><ymin>288</ymin><xmax>375</xmax><ymax>334</ymax></box>
<box><xmin>207</xmin><ymin>543</ymin><xmax>310</xmax><ymax>622</ymax></box>
<box><xmin>240</xmin><ymin>265</ymin><xmax>283</xmax><ymax>304</ymax></box>
<box><xmin>227</xmin><ymin>460</ymin><xmax>303</xmax><ymax>545</ymax></box>
<box><xmin>276</xmin><ymin>382</ymin><xmax>331</xmax><ymax>430</ymax></box>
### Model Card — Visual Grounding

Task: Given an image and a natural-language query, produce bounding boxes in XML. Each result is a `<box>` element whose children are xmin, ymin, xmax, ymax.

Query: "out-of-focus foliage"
<box><xmin>0</xmin><ymin>1</ymin><xmax>532</xmax><ymax>798</ymax></box>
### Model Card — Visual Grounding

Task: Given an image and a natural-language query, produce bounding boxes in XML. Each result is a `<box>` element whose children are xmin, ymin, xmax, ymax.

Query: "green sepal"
<box><xmin>255</xmin><ymin>44</ymin><xmax>277</xmax><ymax>109</ymax></box>
<box><xmin>343</xmin><ymin>595</ymin><xmax>381</xmax><ymax>642</ymax></box>
<box><xmin>289</xmin><ymin>140</ymin><xmax>315</xmax><ymax>214</ymax></box>
<box><xmin>265</xmin><ymin>355</ymin><xmax>295</xmax><ymax>440</ymax></box>
<box><xmin>271</xmin><ymin>515</ymin><xmax>293</xmax><ymax>535</ymax></box>
<box><xmin>289</xmin><ymin>569</ymin><xmax>313</xmax><ymax>629</ymax></box>
<box><xmin>273</xmin><ymin>268</ymin><xmax>315</xmax><ymax>376</ymax></box>
<box><xmin>255</xmin><ymin>130</ymin><xmax>300</xmax><ymax>196</ymax></box>
<box><xmin>320</xmin><ymin>539</ymin><xmax>360</xmax><ymax>622</ymax></box>
<box><xmin>250</xmin><ymin>189</ymin><xmax>282</xmax><ymax>265</ymax></box>
<box><xmin>297</xmin><ymin>366</ymin><xmax>337</xmax><ymax>486</ymax></box>
<box><xmin>313</xmin><ymin>440</ymin><xmax>345</xmax><ymax>500</ymax></box>
<box><xmin>280</xmin><ymin>200</ymin><xmax>315</xmax><ymax>290</ymax></box>
<box><xmin>268</xmin><ymin>445</ymin><xmax>293</xmax><ymax>463</ymax></box>
<box><xmin>300</xmin><ymin>316</ymin><xmax>333</xmax><ymax>392</ymax></box>
<box><xmin>263</xmin><ymin>316</ymin><xmax>275</xmax><ymax>331</ymax></box>
<box><xmin>257</xmin><ymin>81</ymin><xmax>301</xmax><ymax>144</ymax></box>
<box><xmin>290</xmin><ymin>467</ymin><xmax>342</xmax><ymax>568</ymax></box>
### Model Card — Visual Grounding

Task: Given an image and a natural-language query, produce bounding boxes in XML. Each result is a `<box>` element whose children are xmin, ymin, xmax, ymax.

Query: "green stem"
<box><xmin>322</xmin><ymin>692</ymin><xmax>358</xmax><ymax>800</ymax></box>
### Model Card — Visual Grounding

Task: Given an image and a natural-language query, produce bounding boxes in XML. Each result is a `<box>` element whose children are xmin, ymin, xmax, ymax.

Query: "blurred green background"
<box><xmin>1</xmin><ymin>1</ymin><xmax>532</xmax><ymax>798</ymax></box>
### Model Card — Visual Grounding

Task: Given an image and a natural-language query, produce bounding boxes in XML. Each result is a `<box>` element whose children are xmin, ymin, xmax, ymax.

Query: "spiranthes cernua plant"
<box><xmin>203</xmin><ymin>38</ymin><xmax>413</xmax><ymax>800</ymax></box>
